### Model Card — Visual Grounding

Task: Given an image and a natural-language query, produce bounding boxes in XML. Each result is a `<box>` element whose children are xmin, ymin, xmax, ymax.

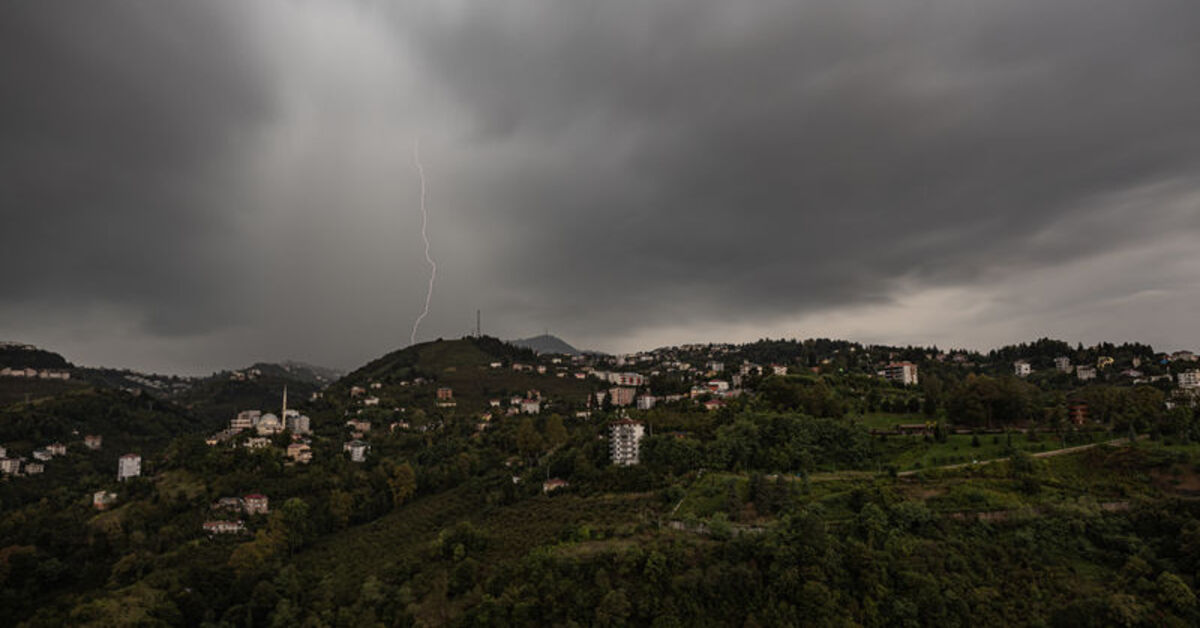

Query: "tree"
<box><xmin>516</xmin><ymin>417</ymin><xmax>544</xmax><ymax>460</ymax></box>
<box><xmin>544</xmin><ymin>414</ymin><xmax>568</xmax><ymax>448</ymax></box>
<box><xmin>386</xmin><ymin>461</ymin><xmax>417</xmax><ymax>508</ymax></box>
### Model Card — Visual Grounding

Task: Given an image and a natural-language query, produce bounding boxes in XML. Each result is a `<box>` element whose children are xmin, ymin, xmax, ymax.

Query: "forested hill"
<box><xmin>0</xmin><ymin>343</ymin><xmax>71</xmax><ymax>369</ymax></box>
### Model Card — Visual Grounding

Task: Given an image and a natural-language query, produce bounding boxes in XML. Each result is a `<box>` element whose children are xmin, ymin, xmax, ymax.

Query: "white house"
<box><xmin>117</xmin><ymin>453</ymin><xmax>141</xmax><ymax>482</ymax></box>
<box><xmin>1178</xmin><ymin>370</ymin><xmax>1200</xmax><ymax>389</ymax></box>
<box><xmin>1014</xmin><ymin>360</ymin><xmax>1032</xmax><ymax>377</ymax></box>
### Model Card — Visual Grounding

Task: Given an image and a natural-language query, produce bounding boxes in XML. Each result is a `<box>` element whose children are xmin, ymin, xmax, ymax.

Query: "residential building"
<box><xmin>1076</xmin><ymin>366</ymin><xmax>1097</xmax><ymax>381</ymax></box>
<box><xmin>1014</xmin><ymin>360</ymin><xmax>1032</xmax><ymax>377</ymax></box>
<box><xmin>213</xmin><ymin>497</ymin><xmax>244</xmax><ymax>512</ymax></box>
<box><xmin>542</xmin><ymin>478</ymin><xmax>569</xmax><ymax>493</ymax></box>
<box><xmin>437</xmin><ymin>387</ymin><xmax>454</xmax><ymax>401</ymax></box>
<box><xmin>231</xmin><ymin>410</ymin><xmax>259</xmax><ymax>432</ymax></box>
<box><xmin>0</xmin><ymin>458</ymin><xmax>20</xmax><ymax>474</ymax></box>
<box><xmin>84</xmin><ymin>434</ymin><xmax>103</xmax><ymax>450</ymax></box>
<box><xmin>707</xmin><ymin>380</ymin><xmax>730</xmax><ymax>393</ymax></box>
<box><xmin>1179</xmin><ymin>371</ymin><xmax>1200</xmax><ymax>389</ymax></box>
<box><xmin>24</xmin><ymin>462</ymin><xmax>44</xmax><ymax>475</ymax></box>
<box><xmin>244</xmin><ymin>437</ymin><xmax>272</xmax><ymax>449</ymax></box>
<box><xmin>287</xmin><ymin>442</ymin><xmax>313</xmax><ymax>464</ymax></box>
<box><xmin>636</xmin><ymin>395</ymin><xmax>657</xmax><ymax>411</ymax></box>
<box><xmin>346</xmin><ymin>418</ymin><xmax>372</xmax><ymax>432</ymax></box>
<box><xmin>32</xmin><ymin>449</ymin><xmax>52</xmax><ymax>462</ymax></box>
<box><xmin>704</xmin><ymin>399</ymin><xmax>726</xmax><ymax>412</ymax></box>
<box><xmin>0</xmin><ymin>445</ymin><xmax>5</xmax><ymax>458</ymax></box>
<box><xmin>285</xmin><ymin>413</ymin><xmax>311</xmax><ymax>435</ymax></box>
<box><xmin>93</xmin><ymin>491</ymin><xmax>117</xmax><ymax>510</ymax></box>
<box><xmin>117</xmin><ymin>454</ymin><xmax>141</xmax><ymax>481</ymax></box>
<box><xmin>608</xmin><ymin>387</ymin><xmax>636</xmax><ymax>407</ymax></box>
<box><xmin>883</xmin><ymin>362</ymin><xmax>919</xmax><ymax>386</ymax></box>
<box><xmin>243</xmin><ymin>494</ymin><xmax>269</xmax><ymax>515</ymax></box>
<box><xmin>771</xmin><ymin>364</ymin><xmax>788</xmax><ymax>376</ymax></box>
<box><xmin>1054</xmin><ymin>356</ymin><xmax>1072</xmax><ymax>373</ymax></box>
<box><xmin>344</xmin><ymin>439</ymin><xmax>369</xmax><ymax>462</ymax></box>
<box><xmin>363</xmin><ymin>396</ymin><xmax>380</xmax><ymax>407</ymax></box>
<box><xmin>521</xmin><ymin>398</ymin><xmax>541</xmax><ymax>415</ymax></box>
<box><xmin>203</xmin><ymin>521</ymin><xmax>245</xmax><ymax>535</ymax></box>
<box><xmin>350</xmin><ymin>386</ymin><xmax>366</xmax><ymax>397</ymax></box>
<box><xmin>707</xmin><ymin>361</ymin><xmax>724</xmax><ymax>373</ymax></box>
<box><xmin>609</xmin><ymin>419</ymin><xmax>645</xmax><ymax>466</ymax></box>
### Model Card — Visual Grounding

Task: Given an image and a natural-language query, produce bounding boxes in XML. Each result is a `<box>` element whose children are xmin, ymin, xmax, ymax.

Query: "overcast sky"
<box><xmin>3</xmin><ymin>1</ymin><xmax>1199</xmax><ymax>375</ymax></box>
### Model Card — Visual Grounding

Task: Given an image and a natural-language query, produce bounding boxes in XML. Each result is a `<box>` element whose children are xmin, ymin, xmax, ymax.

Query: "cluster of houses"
<box><xmin>0</xmin><ymin>367</ymin><xmax>70</xmax><ymax>380</ymax></box>
<box><xmin>0</xmin><ymin>434</ymin><xmax>104</xmax><ymax>478</ymax></box>
<box><xmin>203</xmin><ymin>493</ymin><xmax>270</xmax><ymax>535</ymax></box>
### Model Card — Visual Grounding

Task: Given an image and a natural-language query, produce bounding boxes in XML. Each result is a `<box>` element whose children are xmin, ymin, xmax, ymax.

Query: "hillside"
<box><xmin>0</xmin><ymin>342</ymin><xmax>71</xmax><ymax>370</ymax></box>
<box><xmin>510</xmin><ymin>334</ymin><xmax>581</xmax><ymax>356</ymax></box>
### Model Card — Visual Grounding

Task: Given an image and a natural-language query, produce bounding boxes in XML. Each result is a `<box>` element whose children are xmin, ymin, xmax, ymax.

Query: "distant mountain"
<box><xmin>252</xmin><ymin>361</ymin><xmax>344</xmax><ymax>386</ymax></box>
<box><xmin>510</xmin><ymin>334</ymin><xmax>580</xmax><ymax>356</ymax></box>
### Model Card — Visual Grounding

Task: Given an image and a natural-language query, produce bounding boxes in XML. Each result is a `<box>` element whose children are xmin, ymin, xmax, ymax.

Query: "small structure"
<box><xmin>521</xmin><ymin>398</ymin><xmax>541</xmax><ymax>415</ymax></box>
<box><xmin>703</xmin><ymin>399</ymin><xmax>726</xmax><ymax>412</ymax></box>
<box><xmin>437</xmin><ymin>387</ymin><xmax>454</xmax><ymax>401</ymax></box>
<box><xmin>84</xmin><ymin>435</ymin><xmax>103</xmax><ymax>450</ymax></box>
<box><xmin>93</xmin><ymin>490</ymin><xmax>117</xmax><ymax>510</ymax></box>
<box><xmin>244</xmin><ymin>437</ymin><xmax>272</xmax><ymax>449</ymax></box>
<box><xmin>213</xmin><ymin>497</ymin><xmax>245</xmax><ymax>512</ymax></box>
<box><xmin>32</xmin><ymin>449</ymin><xmax>53</xmax><ymax>462</ymax></box>
<box><xmin>203</xmin><ymin>520</ymin><xmax>246</xmax><ymax>535</ymax></box>
<box><xmin>117</xmin><ymin>454</ymin><xmax>141</xmax><ymax>482</ymax></box>
<box><xmin>47</xmin><ymin>442</ymin><xmax>67</xmax><ymax>456</ymax></box>
<box><xmin>1076</xmin><ymin>366</ymin><xmax>1097</xmax><ymax>381</ymax></box>
<box><xmin>771</xmin><ymin>364</ymin><xmax>788</xmax><ymax>376</ymax></box>
<box><xmin>1014</xmin><ymin>360</ymin><xmax>1032</xmax><ymax>377</ymax></box>
<box><xmin>23</xmin><ymin>462</ymin><xmax>44</xmax><ymax>475</ymax></box>
<box><xmin>346</xmin><ymin>418</ymin><xmax>372</xmax><ymax>432</ymax></box>
<box><xmin>1068</xmin><ymin>403</ymin><xmax>1089</xmax><ymax>426</ymax></box>
<box><xmin>636</xmin><ymin>395</ymin><xmax>657</xmax><ymax>411</ymax></box>
<box><xmin>243</xmin><ymin>494</ymin><xmax>269</xmax><ymax>515</ymax></box>
<box><xmin>542</xmin><ymin>478</ymin><xmax>569</xmax><ymax>493</ymax></box>
<box><xmin>0</xmin><ymin>458</ymin><xmax>20</xmax><ymax>475</ymax></box>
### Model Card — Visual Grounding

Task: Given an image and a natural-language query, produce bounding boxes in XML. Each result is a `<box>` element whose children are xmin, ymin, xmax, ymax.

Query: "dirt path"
<box><xmin>896</xmin><ymin>436</ymin><xmax>1144</xmax><ymax>477</ymax></box>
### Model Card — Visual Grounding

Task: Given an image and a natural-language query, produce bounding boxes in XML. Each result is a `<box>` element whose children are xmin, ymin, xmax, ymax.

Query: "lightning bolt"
<box><xmin>410</xmin><ymin>139</ymin><xmax>436</xmax><ymax>346</ymax></box>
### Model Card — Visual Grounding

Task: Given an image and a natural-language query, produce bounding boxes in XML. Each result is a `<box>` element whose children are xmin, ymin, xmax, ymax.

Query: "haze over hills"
<box><xmin>509</xmin><ymin>333</ymin><xmax>581</xmax><ymax>356</ymax></box>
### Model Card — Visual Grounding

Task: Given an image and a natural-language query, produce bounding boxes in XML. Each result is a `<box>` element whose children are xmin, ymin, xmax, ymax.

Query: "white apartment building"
<box><xmin>609</xmin><ymin>419</ymin><xmax>645</xmax><ymax>466</ymax></box>
<box><xmin>117</xmin><ymin>453</ymin><xmax>141</xmax><ymax>481</ymax></box>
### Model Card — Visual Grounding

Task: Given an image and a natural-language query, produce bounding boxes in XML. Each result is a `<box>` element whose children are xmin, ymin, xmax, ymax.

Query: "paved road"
<box><xmin>896</xmin><ymin>436</ymin><xmax>1144</xmax><ymax>477</ymax></box>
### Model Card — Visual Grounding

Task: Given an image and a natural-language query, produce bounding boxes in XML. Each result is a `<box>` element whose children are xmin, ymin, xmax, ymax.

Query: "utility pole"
<box><xmin>477</xmin><ymin>310</ymin><xmax>481</xmax><ymax>337</ymax></box>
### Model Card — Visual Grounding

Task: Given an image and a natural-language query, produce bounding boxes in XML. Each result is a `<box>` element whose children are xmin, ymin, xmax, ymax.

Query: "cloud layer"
<box><xmin>2</xmin><ymin>1</ymin><xmax>1199</xmax><ymax>373</ymax></box>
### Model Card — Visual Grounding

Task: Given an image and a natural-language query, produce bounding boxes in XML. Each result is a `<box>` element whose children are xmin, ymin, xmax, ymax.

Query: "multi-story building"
<box><xmin>636</xmin><ymin>395</ymin><xmax>657</xmax><ymax>411</ymax></box>
<box><xmin>609</xmin><ymin>419</ymin><xmax>645</xmax><ymax>466</ymax></box>
<box><xmin>521</xmin><ymin>398</ymin><xmax>542</xmax><ymax>415</ymax></box>
<box><xmin>117</xmin><ymin>453</ymin><xmax>141</xmax><ymax>482</ymax></box>
<box><xmin>344</xmin><ymin>440</ymin><xmax>369</xmax><ymax>462</ymax></box>
<box><xmin>84</xmin><ymin>434</ymin><xmax>103</xmax><ymax>450</ymax></box>
<box><xmin>1178</xmin><ymin>370</ymin><xmax>1200</xmax><ymax>389</ymax></box>
<box><xmin>0</xmin><ymin>458</ymin><xmax>20</xmax><ymax>474</ymax></box>
<box><xmin>287</xmin><ymin>442</ymin><xmax>313</xmax><ymax>464</ymax></box>
<box><xmin>608</xmin><ymin>387</ymin><xmax>636</xmax><ymax>407</ymax></box>
<box><xmin>1076</xmin><ymin>366</ymin><xmax>1097</xmax><ymax>381</ymax></box>
<box><xmin>1054</xmin><ymin>356</ymin><xmax>1072</xmax><ymax>373</ymax></box>
<box><xmin>243</xmin><ymin>494</ymin><xmax>270</xmax><ymax>515</ymax></box>
<box><xmin>437</xmin><ymin>387</ymin><xmax>454</xmax><ymax>401</ymax></box>
<box><xmin>231</xmin><ymin>410</ymin><xmax>259</xmax><ymax>433</ymax></box>
<box><xmin>883</xmin><ymin>362</ymin><xmax>919</xmax><ymax>386</ymax></box>
<box><xmin>285</xmin><ymin>412</ymin><xmax>310</xmax><ymax>435</ymax></box>
<box><xmin>1014</xmin><ymin>361</ymin><xmax>1032</xmax><ymax>377</ymax></box>
<box><xmin>707</xmin><ymin>361</ymin><xmax>724</xmax><ymax>374</ymax></box>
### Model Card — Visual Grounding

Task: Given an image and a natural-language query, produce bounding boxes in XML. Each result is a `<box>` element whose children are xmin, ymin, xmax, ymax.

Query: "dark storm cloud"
<box><xmin>0</xmin><ymin>3</ymin><xmax>271</xmax><ymax>335</ymax></box>
<box><xmin>397</xmin><ymin>0</ymin><xmax>1200</xmax><ymax>334</ymax></box>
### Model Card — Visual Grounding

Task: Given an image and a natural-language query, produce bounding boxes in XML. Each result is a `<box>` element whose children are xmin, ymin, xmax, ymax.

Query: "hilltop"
<box><xmin>510</xmin><ymin>333</ymin><xmax>581</xmax><ymax>356</ymax></box>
